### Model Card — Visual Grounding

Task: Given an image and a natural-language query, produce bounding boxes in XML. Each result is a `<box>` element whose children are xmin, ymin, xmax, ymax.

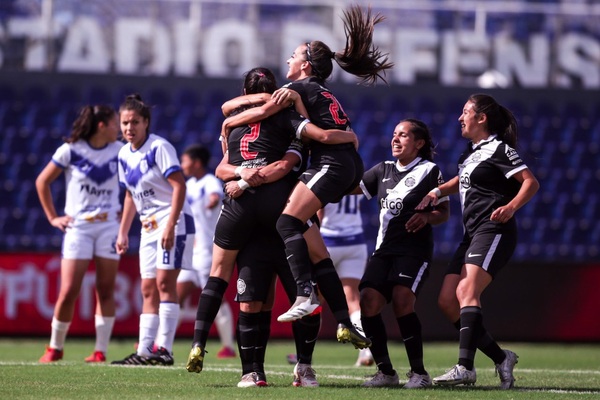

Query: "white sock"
<box><xmin>94</xmin><ymin>315</ymin><xmax>115</xmax><ymax>354</ymax></box>
<box><xmin>350</xmin><ymin>310</ymin><xmax>363</xmax><ymax>330</ymax></box>
<box><xmin>49</xmin><ymin>317</ymin><xmax>71</xmax><ymax>350</ymax></box>
<box><xmin>138</xmin><ymin>313</ymin><xmax>159</xmax><ymax>357</ymax></box>
<box><xmin>215</xmin><ymin>301</ymin><xmax>234</xmax><ymax>349</ymax></box>
<box><xmin>154</xmin><ymin>302</ymin><xmax>179</xmax><ymax>353</ymax></box>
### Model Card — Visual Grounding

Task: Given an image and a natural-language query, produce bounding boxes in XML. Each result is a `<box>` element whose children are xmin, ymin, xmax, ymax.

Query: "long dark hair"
<box><xmin>306</xmin><ymin>5</ymin><xmax>393</xmax><ymax>85</ymax></box>
<box><xmin>243</xmin><ymin>67</ymin><xmax>277</xmax><ymax>95</ymax></box>
<box><xmin>65</xmin><ymin>105</ymin><xmax>115</xmax><ymax>143</ymax></box>
<box><xmin>469</xmin><ymin>93</ymin><xmax>518</xmax><ymax>148</ymax></box>
<box><xmin>401</xmin><ymin>118</ymin><xmax>435</xmax><ymax>161</ymax></box>
<box><xmin>119</xmin><ymin>94</ymin><xmax>152</xmax><ymax>134</ymax></box>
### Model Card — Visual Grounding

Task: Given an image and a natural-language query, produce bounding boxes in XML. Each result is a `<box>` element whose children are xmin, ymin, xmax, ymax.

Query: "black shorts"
<box><xmin>214</xmin><ymin>179</ymin><xmax>292</xmax><ymax>250</ymax></box>
<box><xmin>299</xmin><ymin>146</ymin><xmax>364</xmax><ymax>205</ymax></box>
<box><xmin>446</xmin><ymin>219</ymin><xmax>517</xmax><ymax>278</ymax></box>
<box><xmin>235</xmin><ymin>229</ymin><xmax>297</xmax><ymax>304</ymax></box>
<box><xmin>359</xmin><ymin>253</ymin><xmax>430</xmax><ymax>302</ymax></box>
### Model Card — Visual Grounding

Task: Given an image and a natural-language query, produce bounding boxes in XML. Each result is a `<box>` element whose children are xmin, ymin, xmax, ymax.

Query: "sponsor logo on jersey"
<box><xmin>132</xmin><ymin>187</ymin><xmax>156</xmax><ymax>201</ymax></box>
<box><xmin>380</xmin><ymin>197</ymin><xmax>403</xmax><ymax>215</ymax></box>
<box><xmin>79</xmin><ymin>184</ymin><xmax>114</xmax><ymax>196</ymax></box>
<box><xmin>505</xmin><ymin>146</ymin><xmax>519</xmax><ymax>160</ymax></box>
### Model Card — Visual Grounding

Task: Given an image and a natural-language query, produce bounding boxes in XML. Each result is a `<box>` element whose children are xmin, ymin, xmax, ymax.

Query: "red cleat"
<box><xmin>216</xmin><ymin>346</ymin><xmax>236</xmax><ymax>359</ymax></box>
<box><xmin>39</xmin><ymin>346</ymin><xmax>63</xmax><ymax>363</ymax></box>
<box><xmin>84</xmin><ymin>351</ymin><xmax>106</xmax><ymax>363</ymax></box>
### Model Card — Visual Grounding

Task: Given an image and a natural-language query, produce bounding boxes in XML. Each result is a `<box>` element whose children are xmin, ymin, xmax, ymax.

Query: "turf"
<box><xmin>1</xmin><ymin>339</ymin><xmax>599</xmax><ymax>399</ymax></box>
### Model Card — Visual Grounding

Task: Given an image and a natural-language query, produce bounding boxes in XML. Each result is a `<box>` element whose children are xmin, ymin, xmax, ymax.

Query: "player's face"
<box><xmin>286</xmin><ymin>44</ymin><xmax>309</xmax><ymax>81</ymax></box>
<box><xmin>180</xmin><ymin>154</ymin><xmax>196</xmax><ymax>178</ymax></box>
<box><xmin>391</xmin><ymin>122</ymin><xmax>423</xmax><ymax>165</ymax></box>
<box><xmin>459</xmin><ymin>100</ymin><xmax>486</xmax><ymax>142</ymax></box>
<box><xmin>120</xmin><ymin>110</ymin><xmax>149</xmax><ymax>149</ymax></box>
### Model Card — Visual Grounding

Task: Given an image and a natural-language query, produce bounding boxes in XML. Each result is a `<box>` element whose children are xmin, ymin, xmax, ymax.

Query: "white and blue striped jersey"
<box><xmin>118</xmin><ymin>134</ymin><xmax>193</xmax><ymax>233</ymax></box>
<box><xmin>320</xmin><ymin>194</ymin><xmax>365</xmax><ymax>247</ymax></box>
<box><xmin>52</xmin><ymin>140</ymin><xmax>123</xmax><ymax>227</ymax></box>
<box><xmin>186</xmin><ymin>173</ymin><xmax>223</xmax><ymax>251</ymax></box>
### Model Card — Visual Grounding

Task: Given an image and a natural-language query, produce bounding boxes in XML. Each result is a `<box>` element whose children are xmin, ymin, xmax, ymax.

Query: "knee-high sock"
<box><xmin>397</xmin><ymin>313</ymin><xmax>426</xmax><ymax>375</ymax></box>
<box><xmin>458</xmin><ymin>306</ymin><xmax>483</xmax><ymax>370</ymax></box>
<box><xmin>137</xmin><ymin>313</ymin><xmax>159</xmax><ymax>357</ymax></box>
<box><xmin>94</xmin><ymin>315</ymin><xmax>115</xmax><ymax>353</ymax></box>
<box><xmin>49</xmin><ymin>317</ymin><xmax>70</xmax><ymax>350</ymax></box>
<box><xmin>276</xmin><ymin>214</ymin><xmax>313</xmax><ymax>295</ymax></box>
<box><xmin>155</xmin><ymin>302</ymin><xmax>179</xmax><ymax>352</ymax></box>
<box><xmin>192</xmin><ymin>277</ymin><xmax>228</xmax><ymax>348</ymax></box>
<box><xmin>237</xmin><ymin>311</ymin><xmax>260</xmax><ymax>375</ymax></box>
<box><xmin>254</xmin><ymin>311</ymin><xmax>271</xmax><ymax>374</ymax></box>
<box><xmin>362</xmin><ymin>313</ymin><xmax>395</xmax><ymax>376</ymax></box>
<box><xmin>314</xmin><ymin>258</ymin><xmax>351</xmax><ymax>325</ymax></box>
<box><xmin>452</xmin><ymin>319</ymin><xmax>505</xmax><ymax>365</ymax></box>
<box><xmin>292</xmin><ymin>314</ymin><xmax>321</xmax><ymax>365</ymax></box>
<box><xmin>215</xmin><ymin>300</ymin><xmax>234</xmax><ymax>349</ymax></box>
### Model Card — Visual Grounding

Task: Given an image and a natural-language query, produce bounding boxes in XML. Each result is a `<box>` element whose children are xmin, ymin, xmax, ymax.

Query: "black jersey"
<box><xmin>457</xmin><ymin>135</ymin><xmax>527</xmax><ymax>236</ymax></box>
<box><xmin>361</xmin><ymin>157</ymin><xmax>446</xmax><ymax>258</ymax></box>
<box><xmin>284</xmin><ymin>77</ymin><xmax>353</xmax><ymax>154</ymax></box>
<box><xmin>227</xmin><ymin>107</ymin><xmax>307</xmax><ymax>182</ymax></box>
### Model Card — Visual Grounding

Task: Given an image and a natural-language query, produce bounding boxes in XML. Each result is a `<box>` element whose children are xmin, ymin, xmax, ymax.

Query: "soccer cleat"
<box><xmin>186</xmin><ymin>343</ymin><xmax>206</xmax><ymax>373</ymax></box>
<box><xmin>277</xmin><ymin>292</ymin><xmax>322</xmax><ymax>322</ymax></box>
<box><xmin>362</xmin><ymin>370</ymin><xmax>400</xmax><ymax>387</ymax></box>
<box><xmin>39</xmin><ymin>346</ymin><xmax>63</xmax><ymax>363</ymax></box>
<box><xmin>292</xmin><ymin>363</ymin><xmax>319</xmax><ymax>387</ymax></box>
<box><xmin>111</xmin><ymin>353</ymin><xmax>152</xmax><ymax>366</ymax></box>
<box><xmin>216</xmin><ymin>346</ymin><xmax>236</xmax><ymax>359</ymax></box>
<box><xmin>254</xmin><ymin>371</ymin><xmax>268</xmax><ymax>387</ymax></box>
<box><xmin>355</xmin><ymin>348</ymin><xmax>374</xmax><ymax>367</ymax></box>
<box><xmin>147</xmin><ymin>347</ymin><xmax>174</xmax><ymax>366</ymax></box>
<box><xmin>403</xmin><ymin>371</ymin><xmax>433</xmax><ymax>389</ymax></box>
<box><xmin>237</xmin><ymin>372</ymin><xmax>268</xmax><ymax>388</ymax></box>
<box><xmin>433</xmin><ymin>364</ymin><xmax>477</xmax><ymax>386</ymax></box>
<box><xmin>495</xmin><ymin>349</ymin><xmax>519</xmax><ymax>389</ymax></box>
<box><xmin>84</xmin><ymin>351</ymin><xmax>106</xmax><ymax>363</ymax></box>
<box><xmin>336</xmin><ymin>323</ymin><xmax>372</xmax><ymax>349</ymax></box>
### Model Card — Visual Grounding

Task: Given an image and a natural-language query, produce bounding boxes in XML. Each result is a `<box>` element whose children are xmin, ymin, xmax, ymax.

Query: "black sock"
<box><xmin>397</xmin><ymin>312</ymin><xmax>426</xmax><ymax>375</ymax></box>
<box><xmin>313</xmin><ymin>258</ymin><xmax>350</xmax><ymax>325</ymax></box>
<box><xmin>192</xmin><ymin>277</ymin><xmax>228</xmax><ymax>348</ymax></box>
<box><xmin>237</xmin><ymin>311</ymin><xmax>260</xmax><ymax>375</ymax></box>
<box><xmin>458</xmin><ymin>306</ymin><xmax>483</xmax><ymax>370</ymax></box>
<box><xmin>276</xmin><ymin>214</ymin><xmax>313</xmax><ymax>295</ymax></box>
<box><xmin>292</xmin><ymin>314</ymin><xmax>320</xmax><ymax>365</ymax></box>
<box><xmin>362</xmin><ymin>313</ymin><xmax>395</xmax><ymax>376</ymax></box>
<box><xmin>254</xmin><ymin>311</ymin><xmax>271</xmax><ymax>374</ymax></box>
<box><xmin>453</xmin><ymin>319</ymin><xmax>505</xmax><ymax>365</ymax></box>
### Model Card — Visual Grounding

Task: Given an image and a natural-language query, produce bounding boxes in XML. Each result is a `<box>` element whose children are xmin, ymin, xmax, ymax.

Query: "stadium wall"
<box><xmin>1</xmin><ymin>253</ymin><xmax>598</xmax><ymax>342</ymax></box>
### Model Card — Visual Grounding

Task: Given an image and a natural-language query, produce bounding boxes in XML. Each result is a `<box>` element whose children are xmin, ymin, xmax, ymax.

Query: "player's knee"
<box><xmin>276</xmin><ymin>214</ymin><xmax>305</xmax><ymax>241</ymax></box>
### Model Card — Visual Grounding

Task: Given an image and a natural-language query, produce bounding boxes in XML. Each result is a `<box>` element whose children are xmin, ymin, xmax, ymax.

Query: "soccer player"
<box><xmin>221</xmin><ymin>5</ymin><xmax>392</xmax><ymax>348</ymax></box>
<box><xmin>186</xmin><ymin>67</ymin><xmax>357</xmax><ymax>386</ymax></box>
<box><xmin>111</xmin><ymin>94</ymin><xmax>195</xmax><ymax>366</ymax></box>
<box><xmin>177</xmin><ymin>144</ymin><xmax>235</xmax><ymax>359</ymax></box>
<box><xmin>36</xmin><ymin>105</ymin><xmax>122</xmax><ymax>363</ymax></box>
<box><xmin>356</xmin><ymin>119</ymin><xmax>449</xmax><ymax>388</ymax></box>
<box><xmin>417</xmin><ymin>94</ymin><xmax>539</xmax><ymax>389</ymax></box>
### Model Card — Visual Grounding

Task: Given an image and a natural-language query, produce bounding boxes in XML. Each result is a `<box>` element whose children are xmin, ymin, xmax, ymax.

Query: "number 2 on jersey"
<box><xmin>240</xmin><ymin>122</ymin><xmax>260</xmax><ymax>160</ymax></box>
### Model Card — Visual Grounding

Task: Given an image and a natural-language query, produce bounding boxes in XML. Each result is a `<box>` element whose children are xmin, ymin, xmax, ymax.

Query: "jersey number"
<box><xmin>335</xmin><ymin>195</ymin><xmax>359</xmax><ymax>215</ymax></box>
<box><xmin>321</xmin><ymin>92</ymin><xmax>348</xmax><ymax>125</ymax></box>
<box><xmin>240</xmin><ymin>123</ymin><xmax>260</xmax><ymax>160</ymax></box>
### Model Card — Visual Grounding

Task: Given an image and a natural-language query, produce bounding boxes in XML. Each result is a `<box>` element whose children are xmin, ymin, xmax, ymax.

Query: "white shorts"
<box><xmin>177</xmin><ymin>245</ymin><xmax>212</xmax><ymax>288</ymax></box>
<box><xmin>62</xmin><ymin>221</ymin><xmax>120</xmax><ymax>260</ymax></box>
<box><xmin>328</xmin><ymin>243</ymin><xmax>368</xmax><ymax>280</ymax></box>
<box><xmin>139</xmin><ymin>232</ymin><xmax>194</xmax><ymax>279</ymax></box>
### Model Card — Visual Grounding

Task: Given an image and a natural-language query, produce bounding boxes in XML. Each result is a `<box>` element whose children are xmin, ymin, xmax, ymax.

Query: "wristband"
<box><xmin>234</xmin><ymin>166</ymin><xmax>244</xmax><ymax>177</ymax></box>
<box><xmin>431</xmin><ymin>188</ymin><xmax>442</xmax><ymax>197</ymax></box>
<box><xmin>237</xmin><ymin>179</ymin><xmax>250</xmax><ymax>190</ymax></box>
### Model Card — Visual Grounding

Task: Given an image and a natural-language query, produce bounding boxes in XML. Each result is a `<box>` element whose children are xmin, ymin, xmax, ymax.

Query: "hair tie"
<box><xmin>257</xmin><ymin>72</ymin><xmax>265</xmax><ymax>77</ymax></box>
<box><xmin>331</xmin><ymin>51</ymin><xmax>336</xmax><ymax>59</ymax></box>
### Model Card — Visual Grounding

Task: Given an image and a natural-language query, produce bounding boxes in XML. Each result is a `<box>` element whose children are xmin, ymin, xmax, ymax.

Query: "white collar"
<box><xmin>471</xmin><ymin>134</ymin><xmax>497</xmax><ymax>149</ymax></box>
<box><xmin>396</xmin><ymin>157</ymin><xmax>422</xmax><ymax>172</ymax></box>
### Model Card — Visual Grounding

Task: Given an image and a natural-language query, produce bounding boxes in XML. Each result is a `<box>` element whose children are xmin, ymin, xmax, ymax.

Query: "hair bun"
<box><xmin>126</xmin><ymin>93</ymin><xmax>143</xmax><ymax>102</ymax></box>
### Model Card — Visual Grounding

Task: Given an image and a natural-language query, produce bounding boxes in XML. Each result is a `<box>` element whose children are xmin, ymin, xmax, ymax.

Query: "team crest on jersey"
<box><xmin>470</xmin><ymin>152</ymin><xmax>481</xmax><ymax>162</ymax></box>
<box><xmin>139</xmin><ymin>159</ymin><xmax>148</xmax><ymax>174</ymax></box>
<box><xmin>405</xmin><ymin>177</ymin><xmax>416</xmax><ymax>187</ymax></box>
<box><xmin>237</xmin><ymin>278</ymin><xmax>246</xmax><ymax>295</ymax></box>
<box><xmin>109</xmin><ymin>161</ymin><xmax>117</xmax><ymax>174</ymax></box>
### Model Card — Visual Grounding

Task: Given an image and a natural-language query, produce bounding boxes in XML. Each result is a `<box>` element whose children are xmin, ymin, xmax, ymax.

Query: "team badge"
<box><xmin>109</xmin><ymin>161</ymin><xmax>117</xmax><ymax>174</ymax></box>
<box><xmin>470</xmin><ymin>152</ymin><xmax>481</xmax><ymax>162</ymax></box>
<box><xmin>140</xmin><ymin>159</ymin><xmax>148</xmax><ymax>174</ymax></box>
<box><xmin>405</xmin><ymin>177</ymin><xmax>415</xmax><ymax>187</ymax></box>
<box><xmin>237</xmin><ymin>278</ymin><xmax>246</xmax><ymax>295</ymax></box>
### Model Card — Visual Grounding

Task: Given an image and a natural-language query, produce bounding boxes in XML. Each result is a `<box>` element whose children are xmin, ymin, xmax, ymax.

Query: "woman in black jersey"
<box><xmin>417</xmin><ymin>94</ymin><xmax>539</xmax><ymax>389</ymax></box>
<box><xmin>353</xmin><ymin>119</ymin><xmax>449</xmax><ymax>388</ymax></box>
<box><xmin>186</xmin><ymin>68</ymin><xmax>357</xmax><ymax>385</ymax></box>
<box><xmin>221</xmin><ymin>6</ymin><xmax>393</xmax><ymax>346</ymax></box>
